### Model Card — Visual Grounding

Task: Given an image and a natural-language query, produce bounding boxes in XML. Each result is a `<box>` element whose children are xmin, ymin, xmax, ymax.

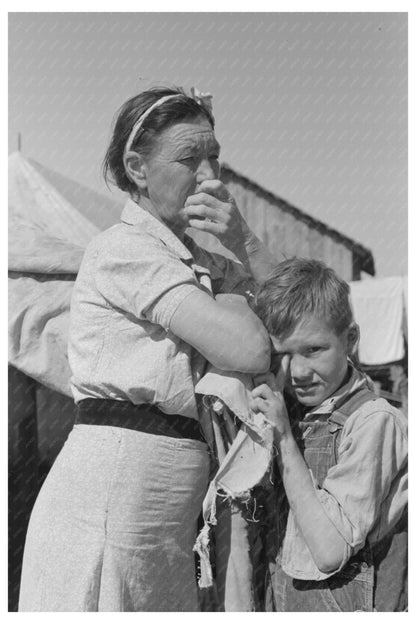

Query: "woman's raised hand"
<box><xmin>184</xmin><ymin>179</ymin><xmax>279</xmax><ymax>284</ymax></box>
<box><xmin>184</xmin><ymin>180</ymin><xmax>246</xmax><ymax>251</ymax></box>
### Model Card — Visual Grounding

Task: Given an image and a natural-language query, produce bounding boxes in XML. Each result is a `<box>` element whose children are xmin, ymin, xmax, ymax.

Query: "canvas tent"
<box><xmin>8</xmin><ymin>151</ymin><xmax>126</xmax><ymax>387</ymax></box>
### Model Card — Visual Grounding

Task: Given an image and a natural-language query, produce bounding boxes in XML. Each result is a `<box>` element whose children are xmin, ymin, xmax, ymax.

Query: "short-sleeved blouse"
<box><xmin>68</xmin><ymin>199</ymin><xmax>253</xmax><ymax>420</ymax></box>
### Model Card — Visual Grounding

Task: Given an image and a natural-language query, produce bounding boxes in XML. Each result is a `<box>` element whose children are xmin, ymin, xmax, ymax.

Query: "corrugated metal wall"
<box><xmin>189</xmin><ymin>176</ymin><xmax>354</xmax><ymax>281</ymax></box>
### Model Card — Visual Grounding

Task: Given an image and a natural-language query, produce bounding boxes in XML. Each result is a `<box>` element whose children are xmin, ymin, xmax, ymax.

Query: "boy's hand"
<box><xmin>249</xmin><ymin>383</ymin><xmax>291</xmax><ymax>440</ymax></box>
<box><xmin>252</xmin><ymin>371</ymin><xmax>279</xmax><ymax>392</ymax></box>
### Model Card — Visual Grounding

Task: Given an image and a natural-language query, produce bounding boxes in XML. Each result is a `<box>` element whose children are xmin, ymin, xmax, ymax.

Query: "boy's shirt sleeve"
<box><xmin>281</xmin><ymin>401</ymin><xmax>408</xmax><ymax>580</ymax></box>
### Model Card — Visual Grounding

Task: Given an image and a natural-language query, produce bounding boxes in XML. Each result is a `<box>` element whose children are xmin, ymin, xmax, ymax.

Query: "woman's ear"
<box><xmin>346</xmin><ymin>322</ymin><xmax>360</xmax><ymax>358</ymax></box>
<box><xmin>123</xmin><ymin>151</ymin><xmax>148</xmax><ymax>190</ymax></box>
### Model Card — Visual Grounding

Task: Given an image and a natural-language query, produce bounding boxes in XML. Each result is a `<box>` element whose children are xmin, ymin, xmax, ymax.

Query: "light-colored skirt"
<box><xmin>18</xmin><ymin>424</ymin><xmax>210</xmax><ymax>612</ymax></box>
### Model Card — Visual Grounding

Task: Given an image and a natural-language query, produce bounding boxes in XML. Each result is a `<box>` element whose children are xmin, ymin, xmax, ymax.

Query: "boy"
<box><xmin>250</xmin><ymin>258</ymin><xmax>407</xmax><ymax>612</ymax></box>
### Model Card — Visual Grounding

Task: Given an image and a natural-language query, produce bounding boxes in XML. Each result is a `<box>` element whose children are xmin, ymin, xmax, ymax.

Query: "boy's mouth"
<box><xmin>294</xmin><ymin>382</ymin><xmax>319</xmax><ymax>392</ymax></box>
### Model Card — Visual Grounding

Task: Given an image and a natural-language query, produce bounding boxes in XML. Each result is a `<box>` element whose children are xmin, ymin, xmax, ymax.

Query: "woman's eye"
<box><xmin>306</xmin><ymin>347</ymin><xmax>321</xmax><ymax>355</ymax></box>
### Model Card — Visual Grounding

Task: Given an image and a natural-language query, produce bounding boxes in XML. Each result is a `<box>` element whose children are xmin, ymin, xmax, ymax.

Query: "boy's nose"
<box><xmin>290</xmin><ymin>355</ymin><xmax>313</xmax><ymax>382</ymax></box>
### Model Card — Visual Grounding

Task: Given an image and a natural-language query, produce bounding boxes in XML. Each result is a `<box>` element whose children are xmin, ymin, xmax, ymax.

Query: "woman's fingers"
<box><xmin>197</xmin><ymin>179</ymin><xmax>231</xmax><ymax>201</ymax></box>
<box><xmin>184</xmin><ymin>203</ymin><xmax>218</xmax><ymax>221</ymax></box>
<box><xmin>184</xmin><ymin>193</ymin><xmax>228</xmax><ymax>232</ymax></box>
<box><xmin>185</xmin><ymin>191</ymin><xmax>222</xmax><ymax>207</ymax></box>
<box><xmin>185</xmin><ymin>181</ymin><xmax>244</xmax><ymax>249</ymax></box>
<box><xmin>185</xmin><ymin>195</ymin><xmax>230</xmax><ymax>225</ymax></box>
<box><xmin>187</xmin><ymin>219</ymin><xmax>226</xmax><ymax>235</ymax></box>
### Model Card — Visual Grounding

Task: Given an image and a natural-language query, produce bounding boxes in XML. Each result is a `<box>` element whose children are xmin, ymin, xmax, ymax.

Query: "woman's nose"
<box><xmin>197</xmin><ymin>158</ymin><xmax>219</xmax><ymax>182</ymax></box>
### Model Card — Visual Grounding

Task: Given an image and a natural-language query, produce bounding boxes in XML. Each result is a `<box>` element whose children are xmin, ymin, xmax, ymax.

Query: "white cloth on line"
<box><xmin>349</xmin><ymin>276</ymin><xmax>407</xmax><ymax>365</ymax></box>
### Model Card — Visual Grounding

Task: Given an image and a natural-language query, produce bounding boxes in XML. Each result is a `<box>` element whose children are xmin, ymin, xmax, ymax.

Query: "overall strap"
<box><xmin>329</xmin><ymin>388</ymin><xmax>378</xmax><ymax>428</ymax></box>
<box><xmin>329</xmin><ymin>388</ymin><xmax>378</xmax><ymax>465</ymax></box>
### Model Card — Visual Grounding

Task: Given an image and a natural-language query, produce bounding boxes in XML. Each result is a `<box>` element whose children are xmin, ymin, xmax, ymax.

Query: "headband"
<box><xmin>123</xmin><ymin>94</ymin><xmax>179</xmax><ymax>161</ymax></box>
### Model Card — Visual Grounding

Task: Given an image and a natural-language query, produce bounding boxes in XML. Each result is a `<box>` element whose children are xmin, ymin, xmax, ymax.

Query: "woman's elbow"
<box><xmin>212</xmin><ymin>328</ymin><xmax>271</xmax><ymax>373</ymax></box>
<box><xmin>315</xmin><ymin>548</ymin><xmax>345</xmax><ymax>575</ymax></box>
<box><xmin>249</xmin><ymin>324</ymin><xmax>271</xmax><ymax>371</ymax></box>
<box><xmin>240</xmin><ymin>339</ymin><xmax>270</xmax><ymax>373</ymax></box>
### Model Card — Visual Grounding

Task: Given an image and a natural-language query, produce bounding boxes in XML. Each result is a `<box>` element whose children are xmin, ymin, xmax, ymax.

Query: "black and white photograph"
<box><xmin>7</xmin><ymin>6</ymin><xmax>409</xmax><ymax>613</ymax></box>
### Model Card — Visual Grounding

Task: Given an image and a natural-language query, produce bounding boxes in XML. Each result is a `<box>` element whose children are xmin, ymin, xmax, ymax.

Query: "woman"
<box><xmin>19</xmin><ymin>87</ymin><xmax>276</xmax><ymax>612</ymax></box>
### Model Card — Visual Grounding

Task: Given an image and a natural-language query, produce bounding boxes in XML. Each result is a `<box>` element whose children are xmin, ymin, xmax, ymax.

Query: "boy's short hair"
<box><xmin>254</xmin><ymin>258</ymin><xmax>353</xmax><ymax>337</ymax></box>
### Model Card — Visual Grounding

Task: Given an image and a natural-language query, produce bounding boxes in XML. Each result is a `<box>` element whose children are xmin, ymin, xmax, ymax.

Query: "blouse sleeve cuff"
<box><xmin>147</xmin><ymin>283</ymin><xmax>200</xmax><ymax>330</ymax></box>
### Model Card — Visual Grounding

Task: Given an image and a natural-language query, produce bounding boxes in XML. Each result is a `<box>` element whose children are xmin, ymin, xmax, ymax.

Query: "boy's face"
<box><xmin>271</xmin><ymin>315</ymin><xmax>352</xmax><ymax>408</ymax></box>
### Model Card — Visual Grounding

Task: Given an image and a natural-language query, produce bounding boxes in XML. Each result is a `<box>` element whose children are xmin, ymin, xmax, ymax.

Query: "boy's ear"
<box><xmin>346</xmin><ymin>322</ymin><xmax>360</xmax><ymax>357</ymax></box>
<box><xmin>123</xmin><ymin>151</ymin><xmax>148</xmax><ymax>190</ymax></box>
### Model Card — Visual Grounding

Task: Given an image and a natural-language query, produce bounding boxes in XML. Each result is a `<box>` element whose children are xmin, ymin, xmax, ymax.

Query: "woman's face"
<box><xmin>141</xmin><ymin>116</ymin><xmax>221</xmax><ymax>232</ymax></box>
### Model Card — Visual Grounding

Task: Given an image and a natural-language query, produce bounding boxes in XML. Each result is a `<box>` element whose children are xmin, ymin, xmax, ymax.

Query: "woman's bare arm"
<box><xmin>170</xmin><ymin>290</ymin><xmax>271</xmax><ymax>373</ymax></box>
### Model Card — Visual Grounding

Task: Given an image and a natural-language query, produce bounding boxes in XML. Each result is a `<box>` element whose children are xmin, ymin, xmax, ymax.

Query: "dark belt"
<box><xmin>75</xmin><ymin>399</ymin><xmax>206</xmax><ymax>443</ymax></box>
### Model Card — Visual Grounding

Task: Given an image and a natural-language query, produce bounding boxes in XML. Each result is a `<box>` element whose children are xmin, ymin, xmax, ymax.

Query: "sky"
<box><xmin>8</xmin><ymin>11</ymin><xmax>408</xmax><ymax>277</ymax></box>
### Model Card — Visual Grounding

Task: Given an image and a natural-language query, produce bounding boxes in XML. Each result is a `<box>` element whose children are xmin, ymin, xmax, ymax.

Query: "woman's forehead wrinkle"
<box><xmin>182</xmin><ymin>131</ymin><xmax>220</xmax><ymax>151</ymax></box>
<box><xmin>164</xmin><ymin>128</ymin><xmax>216</xmax><ymax>149</ymax></box>
<box><xmin>151</xmin><ymin>122</ymin><xmax>220</xmax><ymax>163</ymax></box>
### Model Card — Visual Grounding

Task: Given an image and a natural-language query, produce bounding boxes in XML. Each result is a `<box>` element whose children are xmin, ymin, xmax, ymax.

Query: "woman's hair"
<box><xmin>254</xmin><ymin>258</ymin><xmax>353</xmax><ymax>338</ymax></box>
<box><xmin>103</xmin><ymin>86</ymin><xmax>215</xmax><ymax>194</ymax></box>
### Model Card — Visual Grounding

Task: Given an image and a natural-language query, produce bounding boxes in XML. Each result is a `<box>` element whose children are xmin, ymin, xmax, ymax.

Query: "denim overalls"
<box><xmin>266</xmin><ymin>389</ymin><xmax>407</xmax><ymax>612</ymax></box>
